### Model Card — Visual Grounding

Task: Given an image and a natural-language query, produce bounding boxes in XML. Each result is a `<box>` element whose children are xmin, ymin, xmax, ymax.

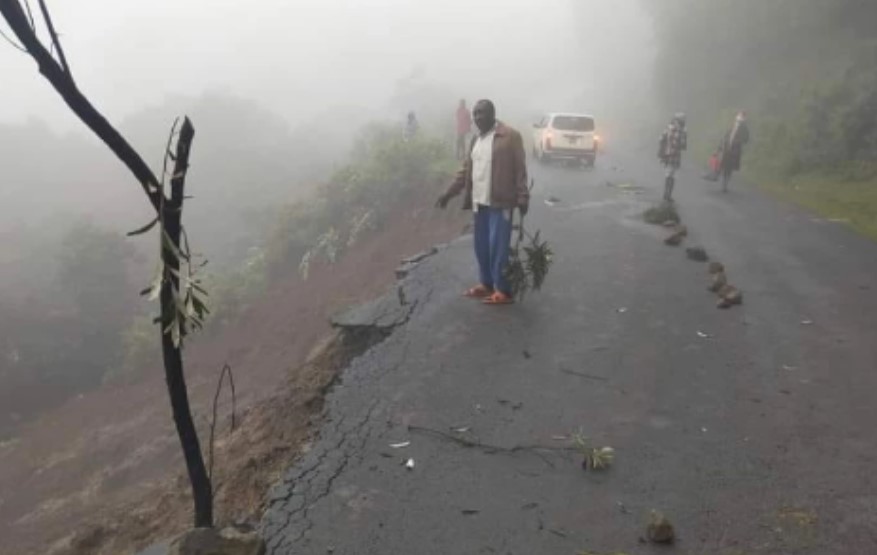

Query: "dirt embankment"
<box><xmin>0</xmin><ymin>186</ymin><xmax>467</xmax><ymax>555</ymax></box>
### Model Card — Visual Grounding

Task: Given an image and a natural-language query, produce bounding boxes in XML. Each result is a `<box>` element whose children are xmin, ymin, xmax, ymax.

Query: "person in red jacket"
<box><xmin>455</xmin><ymin>99</ymin><xmax>472</xmax><ymax>160</ymax></box>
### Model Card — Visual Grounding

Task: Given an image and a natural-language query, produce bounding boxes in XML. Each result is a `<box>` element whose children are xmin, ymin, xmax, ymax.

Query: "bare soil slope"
<box><xmin>0</xmin><ymin>187</ymin><xmax>467</xmax><ymax>555</ymax></box>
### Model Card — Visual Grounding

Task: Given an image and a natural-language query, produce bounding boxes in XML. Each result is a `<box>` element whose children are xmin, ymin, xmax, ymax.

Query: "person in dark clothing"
<box><xmin>718</xmin><ymin>111</ymin><xmax>750</xmax><ymax>192</ymax></box>
<box><xmin>658</xmin><ymin>112</ymin><xmax>687</xmax><ymax>201</ymax></box>
<box><xmin>403</xmin><ymin>111</ymin><xmax>419</xmax><ymax>142</ymax></box>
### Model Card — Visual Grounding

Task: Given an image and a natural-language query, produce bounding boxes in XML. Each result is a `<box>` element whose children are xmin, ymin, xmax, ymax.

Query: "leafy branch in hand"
<box><xmin>505</xmin><ymin>215</ymin><xmax>553</xmax><ymax>300</ymax></box>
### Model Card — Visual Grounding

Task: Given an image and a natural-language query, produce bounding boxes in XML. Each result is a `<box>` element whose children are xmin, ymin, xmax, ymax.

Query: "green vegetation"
<box><xmin>265</xmin><ymin>123</ymin><xmax>456</xmax><ymax>277</ymax></box>
<box><xmin>645</xmin><ymin>0</ymin><xmax>877</xmax><ymax>232</ymax></box>
<box><xmin>758</xmin><ymin>173</ymin><xmax>877</xmax><ymax>241</ymax></box>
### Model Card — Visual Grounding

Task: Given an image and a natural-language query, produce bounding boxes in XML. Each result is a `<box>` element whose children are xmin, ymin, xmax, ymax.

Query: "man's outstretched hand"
<box><xmin>436</xmin><ymin>193</ymin><xmax>450</xmax><ymax>209</ymax></box>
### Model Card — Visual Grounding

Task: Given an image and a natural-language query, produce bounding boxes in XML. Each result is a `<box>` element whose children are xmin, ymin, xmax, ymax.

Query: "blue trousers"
<box><xmin>473</xmin><ymin>205</ymin><xmax>513</xmax><ymax>295</ymax></box>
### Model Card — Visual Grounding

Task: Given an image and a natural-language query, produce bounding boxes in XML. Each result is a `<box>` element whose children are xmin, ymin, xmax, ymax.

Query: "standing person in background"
<box><xmin>403</xmin><ymin>111</ymin><xmax>419</xmax><ymax>142</ymax></box>
<box><xmin>455</xmin><ymin>99</ymin><xmax>472</xmax><ymax>160</ymax></box>
<box><xmin>436</xmin><ymin>99</ymin><xmax>529</xmax><ymax>306</ymax></box>
<box><xmin>718</xmin><ymin>111</ymin><xmax>750</xmax><ymax>192</ymax></box>
<box><xmin>658</xmin><ymin>112</ymin><xmax>688</xmax><ymax>201</ymax></box>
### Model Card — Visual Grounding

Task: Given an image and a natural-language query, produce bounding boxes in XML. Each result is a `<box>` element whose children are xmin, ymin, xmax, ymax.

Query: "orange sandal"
<box><xmin>464</xmin><ymin>284</ymin><xmax>493</xmax><ymax>298</ymax></box>
<box><xmin>482</xmin><ymin>291</ymin><xmax>514</xmax><ymax>305</ymax></box>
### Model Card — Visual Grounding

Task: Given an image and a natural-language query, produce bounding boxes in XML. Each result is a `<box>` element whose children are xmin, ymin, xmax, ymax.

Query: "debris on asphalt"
<box><xmin>551</xmin><ymin>435</ymin><xmax>569</xmax><ymax>441</ymax></box>
<box><xmin>475</xmin><ymin>404</ymin><xmax>484</xmax><ymax>412</ymax></box>
<box><xmin>782</xmin><ymin>365</ymin><xmax>797</xmax><ymax>371</ymax></box>
<box><xmin>521</xmin><ymin>502</ymin><xmax>540</xmax><ymax>511</ymax></box>
<box><xmin>560</xmin><ymin>367</ymin><xmax>609</xmax><ymax>381</ymax></box>
<box><xmin>403</xmin><ymin>458</ymin><xmax>415</xmax><ymax>470</ymax></box>
<box><xmin>801</xmin><ymin>319</ymin><xmax>814</xmax><ymax>325</ymax></box>
<box><xmin>617</xmin><ymin>501</ymin><xmax>630</xmax><ymax>514</ymax></box>
<box><xmin>544</xmin><ymin>196</ymin><xmax>562</xmax><ymax>206</ymax></box>
<box><xmin>716</xmin><ymin>285</ymin><xmax>743</xmax><ymax>308</ymax></box>
<box><xmin>522</xmin><ymin>349</ymin><xmax>532</xmax><ymax>359</ymax></box>
<box><xmin>664</xmin><ymin>224</ymin><xmax>688</xmax><ymax>246</ymax></box>
<box><xmin>645</xmin><ymin>510</ymin><xmax>676</xmax><ymax>544</ymax></box>
<box><xmin>643</xmin><ymin>201</ymin><xmax>680</xmax><ymax>225</ymax></box>
<box><xmin>617</xmin><ymin>307</ymin><xmax>628</xmax><ymax>313</ymax></box>
<box><xmin>573</xmin><ymin>431</ymin><xmax>615</xmax><ymax>470</ymax></box>
<box><xmin>450</xmin><ymin>426</ymin><xmax>471</xmax><ymax>434</ymax></box>
<box><xmin>685</xmin><ymin>245</ymin><xmax>709</xmax><ymax>262</ymax></box>
<box><xmin>461</xmin><ymin>509</ymin><xmax>480</xmax><ymax>516</ymax></box>
<box><xmin>497</xmin><ymin>398</ymin><xmax>524</xmax><ymax>410</ymax></box>
<box><xmin>701</xmin><ymin>427</ymin><xmax>708</xmax><ymax>433</ymax></box>
<box><xmin>389</xmin><ymin>441</ymin><xmax>411</xmax><ymax>449</ymax></box>
<box><xmin>697</xmin><ymin>331</ymin><xmax>711</xmax><ymax>338</ymax></box>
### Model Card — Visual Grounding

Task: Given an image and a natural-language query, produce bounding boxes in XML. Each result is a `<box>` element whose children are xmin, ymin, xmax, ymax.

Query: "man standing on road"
<box><xmin>658</xmin><ymin>112</ymin><xmax>687</xmax><ymax>201</ymax></box>
<box><xmin>436</xmin><ymin>99</ymin><xmax>529</xmax><ymax>305</ymax></box>
<box><xmin>718</xmin><ymin>110</ymin><xmax>750</xmax><ymax>193</ymax></box>
<box><xmin>455</xmin><ymin>99</ymin><xmax>472</xmax><ymax>160</ymax></box>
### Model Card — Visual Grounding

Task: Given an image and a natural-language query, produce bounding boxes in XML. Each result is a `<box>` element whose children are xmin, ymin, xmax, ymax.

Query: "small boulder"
<box><xmin>685</xmin><ymin>246</ymin><xmax>708</xmax><ymax>262</ymax></box>
<box><xmin>707</xmin><ymin>261</ymin><xmax>725</xmax><ymax>274</ymax></box>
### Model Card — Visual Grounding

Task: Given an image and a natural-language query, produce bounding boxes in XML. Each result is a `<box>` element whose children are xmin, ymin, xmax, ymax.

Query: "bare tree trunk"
<box><xmin>160</xmin><ymin>118</ymin><xmax>213</xmax><ymax>527</ymax></box>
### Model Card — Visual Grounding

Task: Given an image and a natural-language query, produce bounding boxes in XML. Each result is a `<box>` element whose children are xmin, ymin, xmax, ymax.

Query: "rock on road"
<box><xmin>261</xmin><ymin>146</ymin><xmax>877</xmax><ymax>554</ymax></box>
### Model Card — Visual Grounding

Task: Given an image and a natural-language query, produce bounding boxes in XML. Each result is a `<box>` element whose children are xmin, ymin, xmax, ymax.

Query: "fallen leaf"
<box><xmin>389</xmin><ymin>441</ymin><xmax>410</xmax><ymax>449</ymax></box>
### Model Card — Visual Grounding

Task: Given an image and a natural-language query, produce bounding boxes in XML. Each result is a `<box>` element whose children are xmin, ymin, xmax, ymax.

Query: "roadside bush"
<box><xmin>265</xmin><ymin>123</ymin><xmax>455</xmax><ymax>277</ymax></box>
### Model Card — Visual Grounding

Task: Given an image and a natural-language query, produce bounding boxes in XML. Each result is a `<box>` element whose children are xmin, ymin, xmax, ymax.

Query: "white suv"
<box><xmin>532</xmin><ymin>113</ymin><xmax>598</xmax><ymax>166</ymax></box>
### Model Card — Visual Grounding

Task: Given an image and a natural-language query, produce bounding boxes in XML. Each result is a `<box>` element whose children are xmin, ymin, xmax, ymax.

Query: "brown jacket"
<box><xmin>444</xmin><ymin>122</ymin><xmax>529</xmax><ymax>210</ymax></box>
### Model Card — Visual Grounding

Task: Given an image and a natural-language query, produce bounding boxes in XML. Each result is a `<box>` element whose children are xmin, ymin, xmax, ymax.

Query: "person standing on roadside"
<box><xmin>658</xmin><ymin>112</ymin><xmax>687</xmax><ymax>202</ymax></box>
<box><xmin>403</xmin><ymin>111</ymin><xmax>419</xmax><ymax>142</ymax></box>
<box><xmin>436</xmin><ymin>99</ymin><xmax>529</xmax><ymax>305</ymax></box>
<box><xmin>455</xmin><ymin>99</ymin><xmax>472</xmax><ymax>160</ymax></box>
<box><xmin>718</xmin><ymin>110</ymin><xmax>750</xmax><ymax>192</ymax></box>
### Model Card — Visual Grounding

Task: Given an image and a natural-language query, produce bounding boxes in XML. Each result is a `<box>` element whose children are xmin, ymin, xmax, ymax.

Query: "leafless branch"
<box><xmin>21</xmin><ymin>0</ymin><xmax>33</xmax><ymax>29</ymax></box>
<box><xmin>0</xmin><ymin>24</ymin><xmax>25</xmax><ymax>51</ymax></box>
<box><xmin>36</xmin><ymin>0</ymin><xmax>69</xmax><ymax>76</ymax></box>
<box><xmin>208</xmin><ymin>363</ymin><xmax>237</xmax><ymax>484</ymax></box>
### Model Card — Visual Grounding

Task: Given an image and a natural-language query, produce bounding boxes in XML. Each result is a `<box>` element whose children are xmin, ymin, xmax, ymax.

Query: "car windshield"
<box><xmin>552</xmin><ymin>115</ymin><xmax>595</xmax><ymax>132</ymax></box>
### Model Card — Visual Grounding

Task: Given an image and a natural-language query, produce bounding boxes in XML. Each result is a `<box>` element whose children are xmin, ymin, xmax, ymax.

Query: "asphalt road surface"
<box><xmin>261</xmin><ymin>145</ymin><xmax>877</xmax><ymax>554</ymax></box>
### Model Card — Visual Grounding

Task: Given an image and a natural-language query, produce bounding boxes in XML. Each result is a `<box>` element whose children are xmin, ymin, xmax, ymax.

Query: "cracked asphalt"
<box><xmin>261</xmin><ymin>146</ymin><xmax>877</xmax><ymax>554</ymax></box>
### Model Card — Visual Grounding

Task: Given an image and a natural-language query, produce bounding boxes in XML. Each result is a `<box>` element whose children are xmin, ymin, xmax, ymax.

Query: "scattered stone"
<box><xmin>716</xmin><ymin>285</ymin><xmax>743</xmax><ymax>309</ymax></box>
<box><xmin>645</xmin><ymin>510</ymin><xmax>675</xmax><ymax>544</ymax></box>
<box><xmin>685</xmin><ymin>246</ymin><xmax>708</xmax><ymax>262</ymax></box>
<box><xmin>707</xmin><ymin>261</ymin><xmax>725</xmax><ymax>274</ymax></box>
<box><xmin>643</xmin><ymin>201</ymin><xmax>679</xmax><ymax>225</ymax></box>
<box><xmin>664</xmin><ymin>231</ymin><xmax>684</xmax><ymax>246</ymax></box>
<box><xmin>168</xmin><ymin>526</ymin><xmax>266</xmax><ymax>555</ymax></box>
<box><xmin>708</xmin><ymin>270</ymin><xmax>728</xmax><ymax>292</ymax></box>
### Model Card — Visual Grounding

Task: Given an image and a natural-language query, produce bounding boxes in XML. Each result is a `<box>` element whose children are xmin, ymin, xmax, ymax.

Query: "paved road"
<box><xmin>261</xmin><ymin>145</ymin><xmax>877</xmax><ymax>554</ymax></box>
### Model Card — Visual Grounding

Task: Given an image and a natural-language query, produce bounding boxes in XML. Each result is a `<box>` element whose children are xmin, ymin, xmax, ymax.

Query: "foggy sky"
<box><xmin>1</xmin><ymin>0</ymin><xmax>653</xmax><ymax>131</ymax></box>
